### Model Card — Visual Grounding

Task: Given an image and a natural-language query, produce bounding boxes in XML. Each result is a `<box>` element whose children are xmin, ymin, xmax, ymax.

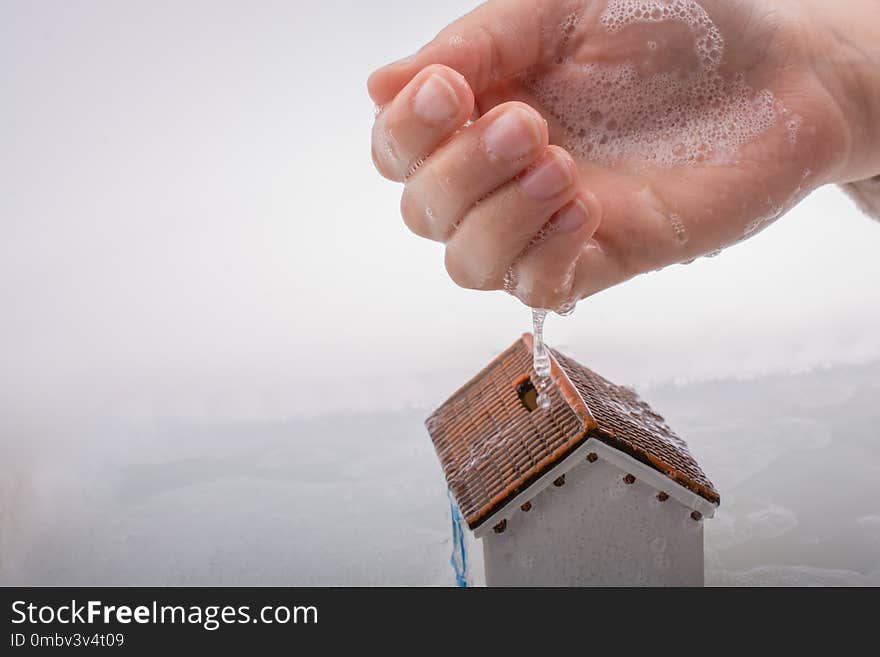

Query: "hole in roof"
<box><xmin>516</xmin><ymin>377</ymin><xmax>538</xmax><ymax>412</ymax></box>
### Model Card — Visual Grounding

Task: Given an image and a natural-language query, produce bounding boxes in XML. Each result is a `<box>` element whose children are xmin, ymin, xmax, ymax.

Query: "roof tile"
<box><xmin>426</xmin><ymin>335</ymin><xmax>719</xmax><ymax>530</ymax></box>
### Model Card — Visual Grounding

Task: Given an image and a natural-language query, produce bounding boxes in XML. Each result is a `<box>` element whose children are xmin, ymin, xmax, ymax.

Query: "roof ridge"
<box><xmin>521</xmin><ymin>333</ymin><xmax>598</xmax><ymax>431</ymax></box>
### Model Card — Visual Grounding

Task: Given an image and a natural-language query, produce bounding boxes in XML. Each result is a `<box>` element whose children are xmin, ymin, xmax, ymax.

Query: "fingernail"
<box><xmin>520</xmin><ymin>154</ymin><xmax>573</xmax><ymax>200</ymax></box>
<box><xmin>481</xmin><ymin>108</ymin><xmax>540</xmax><ymax>161</ymax></box>
<box><xmin>412</xmin><ymin>74</ymin><xmax>459</xmax><ymax>123</ymax></box>
<box><xmin>553</xmin><ymin>198</ymin><xmax>588</xmax><ymax>232</ymax></box>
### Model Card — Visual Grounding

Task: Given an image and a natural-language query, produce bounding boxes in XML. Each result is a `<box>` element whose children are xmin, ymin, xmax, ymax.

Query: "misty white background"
<box><xmin>2</xmin><ymin>1</ymin><xmax>879</xmax><ymax>585</ymax></box>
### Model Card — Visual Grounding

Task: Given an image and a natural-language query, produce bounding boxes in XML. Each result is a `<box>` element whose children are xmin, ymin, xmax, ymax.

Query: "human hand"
<box><xmin>369</xmin><ymin>0</ymin><xmax>880</xmax><ymax>310</ymax></box>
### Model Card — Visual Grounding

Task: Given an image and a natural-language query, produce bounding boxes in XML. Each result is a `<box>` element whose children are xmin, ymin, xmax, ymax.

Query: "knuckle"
<box><xmin>444</xmin><ymin>247</ymin><xmax>476</xmax><ymax>289</ymax></box>
<box><xmin>372</xmin><ymin>144</ymin><xmax>399</xmax><ymax>181</ymax></box>
<box><xmin>371</xmin><ymin>121</ymin><xmax>403</xmax><ymax>181</ymax></box>
<box><xmin>445</xmin><ymin>243</ymin><xmax>503</xmax><ymax>291</ymax></box>
<box><xmin>402</xmin><ymin>164</ymin><xmax>467</xmax><ymax>242</ymax></box>
<box><xmin>399</xmin><ymin>186</ymin><xmax>433</xmax><ymax>239</ymax></box>
<box><xmin>444</xmin><ymin>246</ymin><xmax>497</xmax><ymax>291</ymax></box>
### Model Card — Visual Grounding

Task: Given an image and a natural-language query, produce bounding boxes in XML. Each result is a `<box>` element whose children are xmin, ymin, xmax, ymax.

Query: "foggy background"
<box><xmin>2</xmin><ymin>0</ymin><xmax>878</xmax><ymax>585</ymax></box>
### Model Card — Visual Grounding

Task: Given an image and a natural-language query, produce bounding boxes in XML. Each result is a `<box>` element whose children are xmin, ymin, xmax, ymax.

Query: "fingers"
<box><xmin>368</xmin><ymin>0</ymin><xmax>542</xmax><ymax>105</ymax></box>
<box><xmin>509</xmin><ymin>192</ymin><xmax>602</xmax><ymax>309</ymax></box>
<box><xmin>371</xmin><ymin>64</ymin><xmax>474</xmax><ymax>182</ymax></box>
<box><xmin>400</xmin><ymin>101</ymin><xmax>548</xmax><ymax>241</ymax></box>
<box><xmin>444</xmin><ymin>145</ymin><xmax>581</xmax><ymax>290</ymax></box>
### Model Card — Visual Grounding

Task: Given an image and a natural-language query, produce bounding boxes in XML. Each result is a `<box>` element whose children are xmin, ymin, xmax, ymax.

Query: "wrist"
<box><xmin>799</xmin><ymin>0</ymin><xmax>880</xmax><ymax>183</ymax></box>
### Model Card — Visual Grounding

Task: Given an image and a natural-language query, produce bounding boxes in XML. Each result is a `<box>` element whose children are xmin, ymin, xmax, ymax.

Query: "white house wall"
<box><xmin>482</xmin><ymin>457</ymin><xmax>705</xmax><ymax>586</ymax></box>
<box><xmin>464</xmin><ymin>528</ymin><xmax>486</xmax><ymax>587</ymax></box>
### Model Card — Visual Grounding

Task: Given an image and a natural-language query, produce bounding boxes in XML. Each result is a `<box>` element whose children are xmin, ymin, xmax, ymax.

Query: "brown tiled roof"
<box><xmin>425</xmin><ymin>334</ymin><xmax>719</xmax><ymax>530</ymax></box>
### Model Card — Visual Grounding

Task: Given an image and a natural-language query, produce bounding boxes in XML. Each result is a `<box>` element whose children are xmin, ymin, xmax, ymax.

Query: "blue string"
<box><xmin>447</xmin><ymin>491</ymin><xmax>468</xmax><ymax>588</ymax></box>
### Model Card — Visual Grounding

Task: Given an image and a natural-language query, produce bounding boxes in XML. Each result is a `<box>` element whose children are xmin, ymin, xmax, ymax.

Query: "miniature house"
<box><xmin>425</xmin><ymin>334</ymin><xmax>719</xmax><ymax>587</ymax></box>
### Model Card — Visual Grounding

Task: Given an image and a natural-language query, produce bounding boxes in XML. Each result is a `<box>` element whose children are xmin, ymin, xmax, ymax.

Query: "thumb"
<box><xmin>368</xmin><ymin>0</ymin><xmax>542</xmax><ymax>106</ymax></box>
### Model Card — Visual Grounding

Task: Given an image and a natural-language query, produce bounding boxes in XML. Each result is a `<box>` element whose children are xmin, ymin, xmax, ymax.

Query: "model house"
<box><xmin>426</xmin><ymin>334</ymin><xmax>719</xmax><ymax>587</ymax></box>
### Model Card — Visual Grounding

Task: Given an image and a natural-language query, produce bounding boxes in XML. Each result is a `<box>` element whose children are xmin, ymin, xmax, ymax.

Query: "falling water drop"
<box><xmin>532</xmin><ymin>308</ymin><xmax>552</xmax><ymax>410</ymax></box>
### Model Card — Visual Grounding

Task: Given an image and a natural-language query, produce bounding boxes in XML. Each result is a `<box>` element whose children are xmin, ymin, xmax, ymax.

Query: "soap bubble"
<box><xmin>521</xmin><ymin>0</ymin><xmax>788</xmax><ymax>169</ymax></box>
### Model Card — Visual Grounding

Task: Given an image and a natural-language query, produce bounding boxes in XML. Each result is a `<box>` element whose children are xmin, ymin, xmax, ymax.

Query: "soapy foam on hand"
<box><xmin>522</xmin><ymin>0</ymin><xmax>789</xmax><ymax>167</ymax></box>
<box><xmin>515</xmin><ymin>1</ymin><xmax>794</xmax><ymax>411</ymax></box>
